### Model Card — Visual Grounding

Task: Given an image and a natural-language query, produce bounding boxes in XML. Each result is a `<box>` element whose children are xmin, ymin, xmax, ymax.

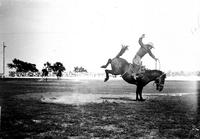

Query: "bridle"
<box><xmin>153</xmin><ymin>73</ymin><xmax>166</xmax><ymax>87</ymax></box>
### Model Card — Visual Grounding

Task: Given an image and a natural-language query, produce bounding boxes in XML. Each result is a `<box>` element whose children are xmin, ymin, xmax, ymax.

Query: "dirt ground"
<box><xmin>0</xmin><ymin>78</ymin><xmax>200</xmax><ymax>139</ymax></box>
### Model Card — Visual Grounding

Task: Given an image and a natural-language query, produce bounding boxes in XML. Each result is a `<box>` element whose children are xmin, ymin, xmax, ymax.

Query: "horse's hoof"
<box><xmin>101</xmin><ymin>65</ymin><xmax>106</xmax><ymax>68</ymax></box>
<box><xmin>140</xmin><ymin>98</ymin><xmax>146</xmax><ymax>101</ymax></box>
<box><xmin>104</xmin><ymin>78</ymin><xmax>109</xmax><ymax>82</ymax></box>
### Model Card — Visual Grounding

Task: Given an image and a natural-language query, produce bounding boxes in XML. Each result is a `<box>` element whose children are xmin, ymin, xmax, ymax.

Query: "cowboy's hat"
<box><xmin>147</xmin><ymin>42</ymin><xmax>154</xmax><ymax>49</ymax></box>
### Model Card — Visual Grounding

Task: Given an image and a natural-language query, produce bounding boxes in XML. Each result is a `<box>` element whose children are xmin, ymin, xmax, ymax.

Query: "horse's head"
<box><xmin>154</xmin><ymin>73</ymin><xmax>166</xmax><ymax>91</ymax></box>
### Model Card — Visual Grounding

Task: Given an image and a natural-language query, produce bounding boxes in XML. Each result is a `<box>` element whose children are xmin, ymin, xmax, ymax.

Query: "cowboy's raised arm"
<box><xmin>138</xmin><ymin>34</ymin><xmax>145</xmax><ymax>47</ymax></box>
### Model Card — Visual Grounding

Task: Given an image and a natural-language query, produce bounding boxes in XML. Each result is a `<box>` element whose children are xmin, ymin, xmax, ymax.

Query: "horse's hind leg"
<box><xmin>104</xmin><ymin>69</ymin><xmax>115</xmax><ymax>82</ymax></box>
<box><xmin>101</xmin><ymin>59</ymin><xmax>112</xmax><ymax>68</ymax></box>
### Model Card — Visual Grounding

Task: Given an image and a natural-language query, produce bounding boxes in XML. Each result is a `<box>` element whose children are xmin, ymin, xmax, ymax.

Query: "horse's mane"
<box><xmin>145</xmin><ymin>69</ymin><xmax>162</xmax><ymax>73</ymax></box>
<box><xmin>144</xmin><ymin>69</ymin><xmax>163</xmax><ymax>76</ymax></box>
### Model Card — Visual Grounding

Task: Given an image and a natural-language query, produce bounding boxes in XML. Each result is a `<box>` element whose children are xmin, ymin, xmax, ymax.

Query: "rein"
<box><xmin>153</xmin><ymin>59</ymin><xmax>165</xmax><ymax>87</ymax></box>
<box><xmin>155</xmin><ymin>59</ymin><xmax>161</xmax><ymax>70</ymax></box>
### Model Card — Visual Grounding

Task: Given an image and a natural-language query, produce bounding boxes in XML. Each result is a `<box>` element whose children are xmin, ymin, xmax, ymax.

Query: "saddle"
<box><xmin>129</xmin><ymin>63</ymin><xmax>146</xmax><ymax>78</ymax></box>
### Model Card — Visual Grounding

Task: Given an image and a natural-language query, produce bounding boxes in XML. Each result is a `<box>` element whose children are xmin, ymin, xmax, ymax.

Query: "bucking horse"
<box><xmin>101</xmin><ymin>45</ymin><xmax>166</xmax><ymax>101</ymax></box>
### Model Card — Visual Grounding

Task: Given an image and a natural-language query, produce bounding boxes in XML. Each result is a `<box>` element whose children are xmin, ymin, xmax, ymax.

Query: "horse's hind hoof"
<box><xmin>104</xmin><ymin>78</ymin><xmax>109</xmax><ymax>82</ymax></box>
<box><xmin>101</xmin><ymin>65</ymin><xmax>107</xmax><ymax>68</ymax></box>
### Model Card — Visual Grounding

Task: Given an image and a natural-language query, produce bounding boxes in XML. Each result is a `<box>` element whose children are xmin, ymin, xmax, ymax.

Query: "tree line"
<box><xmin>7</xmin><ymin>58</ymin><xmax>88</xmax><ymax>78</ymax></box>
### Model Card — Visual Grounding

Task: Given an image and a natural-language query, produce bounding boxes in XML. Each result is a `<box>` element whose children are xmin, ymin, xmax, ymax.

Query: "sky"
<box><xmin>0</xmin><ymin>0</ymin><xmax>200</xmax><ymax>74</ymax></box>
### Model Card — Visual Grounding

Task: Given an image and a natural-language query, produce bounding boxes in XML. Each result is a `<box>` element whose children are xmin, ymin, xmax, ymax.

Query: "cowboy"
<box><xmin>132</xmin><ymin>34</ymin><xmax>158</xmax><ymax>79</ymax></box>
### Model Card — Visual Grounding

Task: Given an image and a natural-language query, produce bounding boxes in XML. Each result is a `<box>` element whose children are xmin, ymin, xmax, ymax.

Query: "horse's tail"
<box><xmin>115</xmin><ymin>45</ymin><xmax>129</xmax><ymax>58</ymax></box>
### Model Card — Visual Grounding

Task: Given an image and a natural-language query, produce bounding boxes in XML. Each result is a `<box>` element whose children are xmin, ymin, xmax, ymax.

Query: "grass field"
<box><xmin>0</xmin><ymin>78</ymin><xmax>200</xmax><ymax>138</ymax></box>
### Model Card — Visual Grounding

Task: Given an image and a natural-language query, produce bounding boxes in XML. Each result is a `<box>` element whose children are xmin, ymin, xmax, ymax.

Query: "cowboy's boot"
<box><xmin>132</xmin><ymin>73</ymin><xmax>138</xmax><ymax>80</ymax></box>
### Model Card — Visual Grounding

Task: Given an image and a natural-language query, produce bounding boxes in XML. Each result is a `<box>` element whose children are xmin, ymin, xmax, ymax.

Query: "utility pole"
<box><xmin>2</xmin><ymin>42</ymin><xmax>6</xmax><ymax>78</ymax></box>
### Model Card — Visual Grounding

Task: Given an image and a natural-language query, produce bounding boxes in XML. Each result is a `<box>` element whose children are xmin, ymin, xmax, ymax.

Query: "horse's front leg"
<box><xmin>139</xmin><ymin>86</ymin><xmax>145</xmax><ymax>101</ymax></box>
<box><xmin>136</xmin><ymin>85</ymin><xmax>140</xmax><ymax>101</ymax></box>
<box><xmin>104</xmin><ymin>69</ymin><xmax>115</xmax><ymax>82</ymax></box>
<box><xmin>136</xmin><ymin>85</ymin><xmax>145</xmax><ymax>101</ymax></box>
